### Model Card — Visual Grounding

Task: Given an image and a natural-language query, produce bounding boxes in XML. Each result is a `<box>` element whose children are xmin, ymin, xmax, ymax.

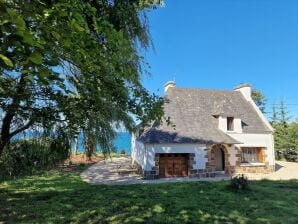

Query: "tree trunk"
<box><xmin>0</xmin><ymin>74</ymin><xmax>27</xmax><ymax>155</ymax></box>
<box><xmin>0</xmin><ymin>112</ymin><xmax>14</xmax><ymax>154</ymax></box>
<box><xmin>74</xmin><ymin>137</ymin><xmax>79</xmax><ymax>155</ymax></box>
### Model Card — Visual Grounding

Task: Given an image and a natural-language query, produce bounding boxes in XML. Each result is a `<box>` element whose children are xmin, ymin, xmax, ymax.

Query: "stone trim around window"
<box><xmin>235</xmin><ymin>147</ymin><xmax>274</xmax><ymax>174</ymax></box>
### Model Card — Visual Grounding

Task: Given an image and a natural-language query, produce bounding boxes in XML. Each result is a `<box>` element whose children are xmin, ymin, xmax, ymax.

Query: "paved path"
<box><xmin>80</xmin><ymin>158</ymin><xmax>298</xmax><ymax>185</ymax></box>
<box><xmin>80</xmin><ymin>157</ymin><xmax>229</xmax><ymax>185</ymax></box>
<box><xmin>246</xmin><ymin>160</ymin><xmax>298</xmax><ymax>180</ymax></box>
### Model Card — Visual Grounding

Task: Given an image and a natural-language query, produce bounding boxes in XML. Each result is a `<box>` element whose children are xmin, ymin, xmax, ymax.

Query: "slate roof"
<box><xmin>138</xmin><ymin>87</ymin><xmax>272</xmax><ymax>144</ymax></box>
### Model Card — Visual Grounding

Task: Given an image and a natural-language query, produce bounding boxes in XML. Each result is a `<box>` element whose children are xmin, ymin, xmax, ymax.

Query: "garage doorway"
<box><xmin>159</xmin><ymin>154</ymin><xmax>189</xmax><ymax>178</ymax></box>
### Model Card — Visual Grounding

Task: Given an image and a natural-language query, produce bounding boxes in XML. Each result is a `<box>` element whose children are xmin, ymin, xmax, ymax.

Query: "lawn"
<box><xmin>0</xmin><ymin>168</ymin><xmax>298</xmax><ymax>224</ymax></box>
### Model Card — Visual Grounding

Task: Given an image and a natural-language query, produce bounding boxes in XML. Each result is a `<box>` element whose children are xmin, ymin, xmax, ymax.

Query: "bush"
<box><xmin>229</xmin><ymin>174</ymin><xmax>249</xmax><ymax>191</ymax></box>
<box><xmin>283</xmin><ymin>149</ymin><xmax>298</xmax><ymax>162</ymax></box>
<box><xmin>275</xmin><ymin>149</ymin><xmax>298</xmax><ymax>162</ymax></box>
<box><xmin>275</xmin><ymin>150</ymin><xmax>284</xmax><ymax>160</ymax></box>
<box><xmin>0</xmin><ymin>138</ymin><xmax>69</xmax><ymax>178</ymax></box>
<box><xmin>120</xmin><ymin>149</ymin><xmax>126</xmax><ymax>155</ymax></box>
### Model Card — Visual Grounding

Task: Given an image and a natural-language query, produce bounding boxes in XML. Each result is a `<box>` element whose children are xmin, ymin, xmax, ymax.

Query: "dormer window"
<box><xmin>227</xmin><ymin>117</ymin><xmax>234</xmax><ymax>131</ymax></box>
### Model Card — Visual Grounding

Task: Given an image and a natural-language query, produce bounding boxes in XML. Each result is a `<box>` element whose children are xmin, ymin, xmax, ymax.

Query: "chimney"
<box><xmin>233</xmin><ymin>83</ymin><xmax>252</xmax><ymax>101</ymax></box>
<box><xmin>164</xmin><ymin>81</ymin><xmax>176</xmax><ymax>92</ymax></box>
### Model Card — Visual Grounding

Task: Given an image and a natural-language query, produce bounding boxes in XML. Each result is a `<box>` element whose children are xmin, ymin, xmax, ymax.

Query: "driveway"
<box><xmin>80</xmin><ymin>156</ymin><xmax>229</xmax><ymax>185</ymax></box>
<box><xmin>246</xmin><ymin>160</ymin><xmax>298</xmax><ymax>180</ymax></box>
<box><xmin>80</xmin><ymin>157</ymin><xmax>298</xmax><ymax>185</ymax></box>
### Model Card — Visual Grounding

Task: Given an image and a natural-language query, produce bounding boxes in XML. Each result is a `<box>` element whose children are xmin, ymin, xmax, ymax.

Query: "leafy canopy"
<box><xmin>0</xmin><ymin>0</ymin><xmax>164</xmax><ymax>154</ymax></box>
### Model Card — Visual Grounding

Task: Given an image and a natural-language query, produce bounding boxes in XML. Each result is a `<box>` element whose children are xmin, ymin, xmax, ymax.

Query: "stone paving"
<box><xmin>80</xmin><ymin>156</ymin><xmax>229</xmax><ymax>185</ymax></box>
<box><xmin>245</xmin><ymin>160</ymin><xmax>298</xmax><ymax>180</ymax></box>
<box><xmin>80</xmin><ymin>157</ymin><xmax>298</xmax><ymax>185</ymax></box>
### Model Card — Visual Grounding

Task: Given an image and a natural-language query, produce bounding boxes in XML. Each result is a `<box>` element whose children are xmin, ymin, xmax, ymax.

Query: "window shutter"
<box><xmin>259</xmin><ymin>148</ymin><xmax>265</xmax><ymax>162</ymax></box>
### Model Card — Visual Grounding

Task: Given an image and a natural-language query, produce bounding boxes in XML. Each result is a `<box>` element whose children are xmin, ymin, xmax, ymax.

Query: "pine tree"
<box><xmin>270</xmin><ymin>104</ymin><xmax>278</xmax><ymax>126</ymax></box>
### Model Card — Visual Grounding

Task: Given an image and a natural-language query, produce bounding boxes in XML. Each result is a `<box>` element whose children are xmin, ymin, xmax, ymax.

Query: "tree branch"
<box><xmin>9</xmin><ymin>120</ymin><xmax>34</xmax><ymax>138</ymax></box>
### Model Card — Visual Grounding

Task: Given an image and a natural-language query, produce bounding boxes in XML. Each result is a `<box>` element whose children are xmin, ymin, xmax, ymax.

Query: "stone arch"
<box><xmin>208</xmin><ymin>144</ymin><xmax>230</xmax><ymax>174</ymax></box>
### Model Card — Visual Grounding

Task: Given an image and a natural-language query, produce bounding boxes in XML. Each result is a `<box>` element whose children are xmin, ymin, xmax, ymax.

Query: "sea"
<box><xmin>73</xmin><ymin>132</ymin><xmax>132</xmax><ymax>155</ymax></box>
<box><xmin>14</xmin><ymin>131</ymin><xmax>132</xmax><ymax>155</ymax></box>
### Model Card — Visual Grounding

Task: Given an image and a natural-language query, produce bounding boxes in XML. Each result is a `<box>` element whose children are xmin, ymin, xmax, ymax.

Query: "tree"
<box><xmin>279</xmin><ymin>99</ymin><xmax>290</xmax><ymax>127</ymax></box>
<box><xmin>287</xmin><ymin>122</ymin><xmax>298</xmax><ymax>150</ymax></box>
<box><xmin>251</xmin><ymin>89</ymin><xmax>267</xmax><ymax>113</ymax></box>
<box><xmin>0</xmin><ymin>0</ymin><xmax>164</xmax><ymax>155</ymax></box>
<box><xmin>270</xmin><ymin>104</ymin><xmax>278</xmax><ymax>126</ymax></box>
<box><xmin>271</xmin><ymin>100</ymin><xmax>294</xmax><ymax>151</ymax></box>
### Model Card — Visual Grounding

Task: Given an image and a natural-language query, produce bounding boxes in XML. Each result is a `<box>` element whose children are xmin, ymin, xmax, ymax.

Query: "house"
<box><xmin>131</xmin><ymin>81</ymin><xmax>275</xmax><ymax>179</ymax></box>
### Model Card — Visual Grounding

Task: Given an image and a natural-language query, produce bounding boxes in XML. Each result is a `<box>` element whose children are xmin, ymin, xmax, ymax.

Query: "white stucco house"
<box><xmin>131</xmin><ymin>81</ymin><xmax>275</xmax><ymax>179</ymax></box>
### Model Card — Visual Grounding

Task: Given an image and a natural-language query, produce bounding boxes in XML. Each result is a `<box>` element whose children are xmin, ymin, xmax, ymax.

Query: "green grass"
<box><xmin>0</xmin><ymin>170</ymin><xmax>298</xmax><ymax>224</ymax></box>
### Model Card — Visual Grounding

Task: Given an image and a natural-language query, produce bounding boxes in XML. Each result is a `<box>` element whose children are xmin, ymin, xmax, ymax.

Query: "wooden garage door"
<box><xmin>159</xmin><ymin>154</ymin><xmax>188</xmax><ymax>178</ymax></box>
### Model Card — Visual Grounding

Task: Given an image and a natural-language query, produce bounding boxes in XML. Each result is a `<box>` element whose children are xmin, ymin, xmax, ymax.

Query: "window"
<box><xmin>227</xmin><ymin>117</ymin><xmax>234</xmax><ymax>131</ymax></box>
<box><xmin>241</xmin><ymin>147</ymin><xmax>265</xmax><ymax>163</ymax></box>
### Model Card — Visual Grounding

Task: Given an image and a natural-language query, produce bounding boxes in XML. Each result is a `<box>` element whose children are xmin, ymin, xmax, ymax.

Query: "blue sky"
<box><xmin>141</xmin><ymin>0</ymin><xmax>298</xmax><ymax>119</ymax></box>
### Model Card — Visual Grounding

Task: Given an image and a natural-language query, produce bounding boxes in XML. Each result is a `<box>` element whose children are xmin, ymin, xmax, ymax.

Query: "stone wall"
<box><xmin>142</xmin><ymin>152</ymin><xmax>217</xmax><ymax>179</ymax></box>
<box><xmin>142</xmin><ymin>153</ymin><xmax>160</xmax><ymax>179</ymax></box>
<box><xmin>132</xmin><ymin>156</ymin><xmax>159</xmax><ymax>179</ymax></box>
<box><xmin>235</xmin><ymin>163</ymin><xmax>275</xmax><ymax>174</ymax></box>
<box><xmin>205</xmin><ymin>144</ymin><xmax>239</xmax><ymax>176</ymax></box>
<box><xmin>233</xmin><ymin>146</ymin><xmax>275</xmax><ymax>174</ymax></box>
<box><xmin>189</xmin><ymin>149</ymin><xmax>216</xmax><ymax>178</ymax></box>
<box><xmin>135</xmin><ymin>145</ymin><xmax>274</xmax><ymax>179</ymax></box>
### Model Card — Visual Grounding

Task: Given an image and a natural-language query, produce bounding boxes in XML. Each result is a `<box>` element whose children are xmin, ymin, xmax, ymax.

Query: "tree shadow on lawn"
<box><xmin>1</xmin><ymin>173</ymin><xmax>298</xmax><ymax>224</ymax></box>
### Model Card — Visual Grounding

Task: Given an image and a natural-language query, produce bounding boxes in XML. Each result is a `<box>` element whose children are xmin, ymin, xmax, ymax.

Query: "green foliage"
<box><xmin>229</xmin><ymin>174</ymin><xmax>249</xmax><ymax>191</ymax></box>
<box><xmin>84</xmin><ymin>129</ymin><xmax>97</xmax><ymax>160</ymax></box>
<box><xmin>0</xmin><ymin>0</ymin><xmax>164</xmax><ymax>155</ymax></box>
<box><xmin>246</xmin><ymin>89</ymin><xmax>297</xmax><ymax>161</ymax></box>
<box><xmin>1</xmin><ymin>172</ymin><xmax>298</xmax><ymax>223</ymax></box>
<box><xmin>271</xmin><ymin>101</ymin><xmax>298</xmax><ymax>161</ymax></box>
<box><xmin>251</xmin><ymin>89</ymin><xmax>267</xmax><ymax>113</ymax></box>
<box><xmin>283</xmin><ymin>149</ymin><xmax>298</xmax><ymax>162</ymax></box>
<box><xmin>0</xmin><ymin>138</ymin><xmax>69</xmax><ymax>178</ymax></box>
<box><xmin>276</xmin><ymin>149</ymin><xmax>298</xmax><ymax>162</ymax></box>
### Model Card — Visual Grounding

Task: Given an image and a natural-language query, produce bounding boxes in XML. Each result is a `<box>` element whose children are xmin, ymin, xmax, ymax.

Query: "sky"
<box><xmin>141</xmin><ymin>0</ymin><xmax>298</xmax><ymax>119</ymax></box>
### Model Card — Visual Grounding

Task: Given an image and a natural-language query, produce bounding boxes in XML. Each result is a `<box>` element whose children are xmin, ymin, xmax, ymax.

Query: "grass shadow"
<box><xmin>1</xmin><ymin>172</ymin><xmax>298</xmax><ymax>223</ymax></box>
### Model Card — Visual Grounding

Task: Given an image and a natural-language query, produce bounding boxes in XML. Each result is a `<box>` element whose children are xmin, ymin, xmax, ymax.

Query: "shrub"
<box><xmin>229</xmin><ymin>174</ymin><xmax>249</xmax><ymax>191</ymax></box>
<box><xmin>120</xmin><ymin>149</ymin><xmax>126</xmax><ymax>155</ymax></box>
<box><xmin>0</xmin><ymin>137</ymin><xmax>69</xmax><ymax>178</ymax></box>
<box><xmin>275</xmin><ymin>150</ymin><xmax>284</xmax><ymax>160</ymax></box>
<box><xmin>283</xmin><ymin>149</ymin><xmax>298</xmax><ymax>162</ymax></box>
<box><xmin>275</xmin><ymin>149</ymin><xmax>298</xmax><ymax>162</ymax></box>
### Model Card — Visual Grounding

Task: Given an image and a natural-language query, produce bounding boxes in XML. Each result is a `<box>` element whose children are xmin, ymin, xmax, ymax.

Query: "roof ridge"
<box><xmin>169</xmin><ymin>87</ymin><xmax>238</xmax><ymax>93</ymax></box>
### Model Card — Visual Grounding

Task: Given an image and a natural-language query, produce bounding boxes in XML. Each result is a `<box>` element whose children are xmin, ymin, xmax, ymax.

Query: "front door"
<box><xmin>159</xmin><ymin>154</ymin><xmax>188</xmax><ymax>178</ymax></box>
<box><xmin>214</xmin><ymin>148</ymin><xmax>225</xmax><ymax>171</ymax></box>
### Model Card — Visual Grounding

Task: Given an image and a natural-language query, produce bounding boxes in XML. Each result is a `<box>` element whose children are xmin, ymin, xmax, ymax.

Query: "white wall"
<box><xmin>131</xmin><ymin>134</ymin><xmax>146</xmax><ymax>169</ymax></box>
<box><xmin>234</xmin><ymin>118</ymin><xmax>242</xmax><ymax>133</ymax></box>
<box><xmin>228</xmin><ymin>133</ymin><xmax>275</xmax><ymax>165</ymax></box>
<box><xmin>218</xmin><ymin>116</ymin><xmax>227</xmax><ymax>132</ymax></box>
<box><xmin>143</xmin><ymin>144</ymin><xmax>207</xmax><ymax>171</ymax></box>
<box><xmin>131</xmin><ymin>133</ymin><xmax>275</xmax><ymax>171</ymax></box>
<box><xmin>234</xmin><ymin>86</ymin><xmax>251</xmax><ymax>101</ymax></box>
<box><xmin>218</xmin><ymin>116</ymin><xmax>242</xmax><ymax>133</ymax></box>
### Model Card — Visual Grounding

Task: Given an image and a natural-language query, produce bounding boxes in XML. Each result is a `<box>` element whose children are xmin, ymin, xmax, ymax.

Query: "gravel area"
<box><xmin>80</xmin><ymin>157</ymin><xmax>298</xmax><ymax>185</ymax></box>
